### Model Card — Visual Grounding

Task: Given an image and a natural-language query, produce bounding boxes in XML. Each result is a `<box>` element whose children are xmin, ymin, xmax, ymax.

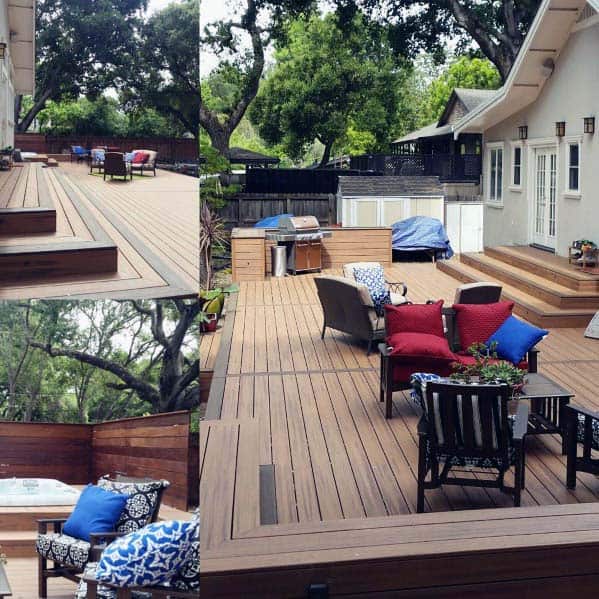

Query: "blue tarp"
<box><xmin>254</xmin><ymin>214</ymin><xmax>294</xmax><ymax>228</ymax></box>
<box><xmin>391</xmin><ymin>216</ymin><xmax>454</xmax><ymax>259</ymax></box>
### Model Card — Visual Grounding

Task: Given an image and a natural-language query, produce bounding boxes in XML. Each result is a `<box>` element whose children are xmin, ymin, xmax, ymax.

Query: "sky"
<box><xmin>148</xmin><ymin>0</ymin><xmax>178</xmax><ymax>13</ymax></box>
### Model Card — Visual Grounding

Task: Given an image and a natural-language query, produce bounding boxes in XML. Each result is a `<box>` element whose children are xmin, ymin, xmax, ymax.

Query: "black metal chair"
<box><xmin>565</xmin><ymin>404</ymin><xmax>599</xmax><ymax>489</ymax></box>
<box><xmin>416</xmin><ymin>380</ymin><xmax>529</xmax><ymax>512</ymax></box>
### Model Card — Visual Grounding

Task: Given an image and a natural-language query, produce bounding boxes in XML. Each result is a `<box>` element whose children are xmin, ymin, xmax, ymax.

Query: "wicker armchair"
<box><xmin>343</xmin><ymin>261</ymin><xmax>408</xmax><ymax>305</ymax></box>
<box><xmin>103</xmin><ymin>152</ymin><xmax>132</xmax><ymax>181</ymax></box>
<box><xmin>130</xmin><ymin>149</ymin><xmax>158</xmax><ymax>177</ymax></box>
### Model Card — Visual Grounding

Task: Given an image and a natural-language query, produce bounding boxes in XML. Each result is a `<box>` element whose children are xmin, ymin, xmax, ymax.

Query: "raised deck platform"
<box><xmin>201</xmin><ymin>262</ymin><xmax>599</xmax><ymax>597</ymax></box>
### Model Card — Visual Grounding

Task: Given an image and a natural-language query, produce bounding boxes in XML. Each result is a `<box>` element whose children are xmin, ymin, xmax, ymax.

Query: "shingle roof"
<box><xmin>453</xmin><ymin>88</ymin><xmax>497</xmax><ymax>113</ymax></box>
<box><xmin>228</xmin><ymin>147</ymin><xmax>280</xmax><ymax>164</ymax></box>
<box><xmin>338</xmin><ymin>176</ymin><xmax>444</xmax><ymax>197</ymax></box>
<box><xmin>393</xmin><ymin>122</ymin><xmax>453</xmax><ymax>144</ymax></box>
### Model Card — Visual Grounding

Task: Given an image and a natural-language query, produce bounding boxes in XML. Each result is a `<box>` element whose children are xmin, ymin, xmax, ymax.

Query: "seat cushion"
<box><xmin>452</xmin><ymin>301</ymin><xmax>514</xmax><ymax>351</ymax></box>
<box><xmin>388</xmin><ymin>332</ymin><xmax>456</xmax><ymax>360</ymax></box>
<box><xmin>577</xmin><ymin>413</ymin><xmax>599</xmax><ymax>450</ymax></box>
<box><xmin>131</xmin><ymin>151</ymin><xmax>150</xmax><ymax>165</ymax></box>
<box><xmin>97</xmin><ymin>479</ymin><xmax>168</xmax><ymax>533</ymax></box>
<box><xmin>170</xmin><ymin>519</ymin><xmax>199</xmax><ymax>592</ymax></box>
<box><xmin>389</xmin><ymin>292</ymin><xmax>409</xmax><ymax>305</ymax></box>
<box><xmin>353</xmin><ymin>265</ymin><xmax>390</xmax><ymax>316</ymax></box>
<box><xmin>76</xmin><ymin>563</ymin><xmax>150</xmax><ymax>599</ymax></box>
<box><xmin>385</xmin><ymin>300</ymin><xmax>445</xmax><ymax>338</ymax></box>
<box><xmin>455</xmin><ymin>353</ymin><xmax>529</xmax><ymax>371</ymax></box>
<box><xmin>36</xmin><ymin>532</ymin><xmax>90</xmax><ymax>569</ymax></box>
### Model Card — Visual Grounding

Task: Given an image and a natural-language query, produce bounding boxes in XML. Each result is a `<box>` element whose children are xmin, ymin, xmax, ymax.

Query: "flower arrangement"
<box><xmin>451</xmin><ymin>342</ymin><xmax>526</xmax><ymax>395</ymax></box>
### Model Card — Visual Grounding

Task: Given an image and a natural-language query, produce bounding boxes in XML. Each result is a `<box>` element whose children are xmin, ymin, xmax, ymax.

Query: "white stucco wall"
<box><xmin>482</xmin><ymin>21</ymin><xmax>599</xmax><ymax>256</ymax></box>
<box><xmin>0</xmin><ymin>0</ymin><xmax>15</xmax><ymax>148</ymax></box>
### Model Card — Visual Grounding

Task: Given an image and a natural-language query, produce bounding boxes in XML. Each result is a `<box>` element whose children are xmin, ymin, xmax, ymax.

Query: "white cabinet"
<box><xmin>342</xmin><ymin>196</ymin><xmax>444</xmax><ymax>227</ymax></box>
<box><xmin>445</xmin><ymin>202</ymin><xmax>484</xmax><ymax>253</ymax></box>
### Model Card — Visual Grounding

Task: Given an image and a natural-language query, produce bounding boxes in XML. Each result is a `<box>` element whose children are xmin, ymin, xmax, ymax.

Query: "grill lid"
<box><xmin>279</xmin><ymin>215</ymin><xmax>320</xmax><ymax>232</ymax></box>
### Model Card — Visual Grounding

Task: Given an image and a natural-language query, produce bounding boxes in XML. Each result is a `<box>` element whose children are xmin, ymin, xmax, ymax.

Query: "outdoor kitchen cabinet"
<box><xmin>291</xmin><ymin>239</ymin><xmax>322</xmax><ymax>274</ymax></box>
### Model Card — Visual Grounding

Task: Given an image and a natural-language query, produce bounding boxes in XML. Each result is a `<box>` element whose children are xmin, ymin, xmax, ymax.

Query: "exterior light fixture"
<box><xmin>0</xmin><ymin>43</ymin><xmax>6</xmax><ymax>60</ymax></box>
<box><xmin>555</xmin><ymin>121</ymin><xmax>566</xmax><ymax>137</ymax></box>
<box><xmin>584</xmin><ymin>117</ymin><xmax>595</xmax><ymax>135</ymax></box>
<box><xmin>518</xmin><ymin>126</ymin><xmax>528</xmax><ymax>140</ymax></box>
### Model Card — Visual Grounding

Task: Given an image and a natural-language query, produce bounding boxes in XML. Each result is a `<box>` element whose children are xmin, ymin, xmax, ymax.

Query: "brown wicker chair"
<box><xmin>454</xmin><ymin>282</ymin><xmax>503</xmax><ymax>304</ymax></box>
<box><xmin>103</xmin><ymin>152</ymin><xmax>132</xmax><ymax>181</ymax></box>
<box><xmin>314</xmin><ymin>275</ymin><xmax>384</xmax><ymax>355</ymax></box>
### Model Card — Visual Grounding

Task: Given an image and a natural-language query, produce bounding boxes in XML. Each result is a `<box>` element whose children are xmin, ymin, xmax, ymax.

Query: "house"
<box><xmin>0</xmin><ymin>0</ymin><xmax>35</xmax><ymax>148</ymax></box>
<box><xmin>453</xmin><ymin>0</ymin><xmax>599</xmax><ymax>257</ymax></box>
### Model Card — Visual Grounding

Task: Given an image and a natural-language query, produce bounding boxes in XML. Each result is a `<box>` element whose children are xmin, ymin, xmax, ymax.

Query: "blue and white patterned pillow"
<box><xmin>353</xmin><ymin>265</ymin><xmax>391</xmax><ymax>316</ymax></box>
<box><xmin>96</xmin><ymin>520</ymin><xmax>196</xmax><ymax>588</ymax></box>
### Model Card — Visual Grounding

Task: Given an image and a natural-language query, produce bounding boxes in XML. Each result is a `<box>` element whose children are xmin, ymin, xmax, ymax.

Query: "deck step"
<box><xmin>0</xmin><ymin>507</ymin><xmax>71</xmax><ymax>533</ymax></box>
<box><xmin>437</xmin><ymin>259</ymin><xmax>597</xmax><ymax>328</ymax></box>
<box><xmin>0</xmin><ymin>241</ymin><xmax>118</xmax><ymax>281</ymax></box>
<box><xmin>461</xmin><ymin>253</ymin><xmax>599</xmax><ymax>310</ymax></box>
<box><xmin>485</xmin><ymin>246</ymin><xmax>599</xmax><ymax>293</ymax></box>
<box><xmin>0</xmin><ymin>531</ymin><xmax>38</xmax><ymax>558</ymax></box>
<box><xmin>0</xmin><ymin>208</ymin><xmax>57</xmax><ymax>235</ymax></box>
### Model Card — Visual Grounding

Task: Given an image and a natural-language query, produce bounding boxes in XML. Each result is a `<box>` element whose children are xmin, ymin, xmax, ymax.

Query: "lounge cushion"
<box><xmin>385</xmin><ymin>300</ymin><xmax>445</xmax><ymax>339</ymax></box>
<box><xmin>132</xmin><ymin>151</ymin><xmax>150</xmax><ymax>165</ymax></box>
<box><xmin>487</xmin><ymin>315</ymin><xmax>548</xmax><ymax>364</ymax></box>
<box><xmin>63</xmin><ymin>484</ymin><xmax>129</xmax><ymax>542</ymax></box>
<box><xmin>388</xmin><ymin>332</ymin><xmax>456</xmax><ymax>361</ymax></box>
<box><xmin>170</xmin><ymin>509</ymin><xmax>200</xmax><ymax>592</ymax></box>
<box><xmin>96</xmin><ymin>520</ymin><xmax>197</xmax><ymax>588</ymax></box>
<box><xmin>353</xmin><ymin>265</ymin><xmax>391</xmax><ymax>316</ymax></box>
<box><xmin>97</xmin><ymin>479</ymin><xmax>168</xmax><ymax>534</ymax></box>
<box><xmin>452</xmin><ymin>301</ymin><xmax>514</xmax><ymax>351</ymax></box>
<box><xmin>36</xmin><ymin>532</ymin><xmax>90</xmax><ymax>569</ymax></box>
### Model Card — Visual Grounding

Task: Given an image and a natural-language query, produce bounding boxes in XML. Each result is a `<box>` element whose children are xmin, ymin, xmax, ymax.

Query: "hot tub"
<box><xmin>0</xmin><ymin>478</ymin><xmax>81</xmax><ymax>507</ymax></box>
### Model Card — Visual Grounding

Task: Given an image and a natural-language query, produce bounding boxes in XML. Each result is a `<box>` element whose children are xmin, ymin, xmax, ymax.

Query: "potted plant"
<box><xmin>200</xmin><ymin>311</ymin><xmax>218</xmax><ymax>333</ymax></box>
<box><xmin>451</xmin><ymin>342</ymin><xmax>526</xmax><ymax>396</ymax></box>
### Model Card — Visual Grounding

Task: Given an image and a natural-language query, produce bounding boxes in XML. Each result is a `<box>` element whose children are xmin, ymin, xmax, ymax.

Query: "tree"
<box><xmin>126</xmin><ymin>0</ymin><xmax>199</xmax><ymax>136</ymax></box>
<box><xmin>17</xmin><ymin>0</ymin><xmax>147</xmax><ymax>132</ymax></box>
<box><xmin>249</xmin><ymin>13</ymin><xmax>407</xmax><ymax>167</ymax></box>
<box><xmin>200</xmin><ymin>0</ymin><xmax>315</xmax><ymax>157</ymax></box>
<box><xmin>420</xmin><ymin>56</ymin><xmax>501</xmax><ymax>124</ymax></box>
<box><xmin>356</xmin><ymin>0</ymin><xmax>541</xmax><ymax>81</ymax></box>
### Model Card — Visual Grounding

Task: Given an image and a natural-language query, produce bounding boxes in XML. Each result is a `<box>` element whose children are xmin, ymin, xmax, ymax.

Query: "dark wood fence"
<box><xmin>218</xmin><ymin>194</ymin><xmax>337</xmax><ymax>228</ymax></box>
<box><xmin>350</xmin><ymin>153</ymin><xmax>482</xmax><ymax>182</ymax></box>
<box><xmin>15</xmin><ymin>133</ymin><xmax>198</xmax><ymax>162</ymax></box>
<box><xmin>92</xmin><ymin>411</ymin><xmax>198</xmax><ymax>511</ymax></box>
<box><xmin>0</xmin><ymin>422</ymin><xmax>92</xmax><ymax>484</ymax></box>
<box><xmin>0</xmin><ymin>412</ymin><xmax>198</xmax><ymax>511</ymax></box>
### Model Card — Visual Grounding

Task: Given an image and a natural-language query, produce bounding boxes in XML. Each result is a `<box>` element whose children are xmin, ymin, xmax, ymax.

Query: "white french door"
<box><xmin>533</xmin><ymin>148</ymin><xmax>557</xmax><ymax>249</ymax></box>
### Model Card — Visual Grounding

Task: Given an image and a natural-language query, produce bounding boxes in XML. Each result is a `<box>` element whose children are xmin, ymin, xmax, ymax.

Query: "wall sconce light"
<box><xmin>0</xmin><ymin>43</ymin><xmax>7</xmax><ymax>60</ymax></box>
<box><xmin>584</xmin><ymin>117</ymin><xmax>595</xmax><ymax>135</ymax></box>
<box><xmin>518</xmin><ymin>126</ymin><xmax>528</xmax><ymax>140</ymax></box>
<box><xmin>555</xmin><ymin>121</ymin><xmax>566</xmax><ymax>137</ymax></box>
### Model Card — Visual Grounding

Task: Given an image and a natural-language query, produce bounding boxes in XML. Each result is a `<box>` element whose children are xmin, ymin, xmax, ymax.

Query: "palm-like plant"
<box><xmin>200</xmin><ymin>202</ymin><xmax>228</xmax><ymax>291</ymax></box>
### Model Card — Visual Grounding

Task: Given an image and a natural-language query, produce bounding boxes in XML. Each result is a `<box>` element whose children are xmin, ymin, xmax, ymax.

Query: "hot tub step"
<box><xmin>0</xmin><ymin>531</ymin><xmax>38</xmax><ymax>558</ymax></box>
<box><xmin>0</xmin><ymin>506</ymin><xmax>72</xmax><ymax>532</ymax></box>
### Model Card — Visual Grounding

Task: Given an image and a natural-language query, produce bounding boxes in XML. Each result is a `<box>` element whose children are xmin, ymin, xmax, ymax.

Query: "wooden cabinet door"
<box><xmin>295</xmin><ymin>242</ymin><xmax>310</xmax><ymax>271</ymax></box>
<box><xmin>308</xmin><ymin>240</ymin><xmax>322</xmax><ymax>270</ymax></box>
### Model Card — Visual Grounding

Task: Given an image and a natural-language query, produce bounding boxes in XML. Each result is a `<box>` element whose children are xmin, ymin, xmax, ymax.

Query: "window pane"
<box><xmin>569</xmin><ymin>144</ymin><xmax>579</xmax><ymax>167</ymax></box>
<box><xmin>497</xmin><ymin>149</ymin><xmax>503</xmax><ymax>200</ymax></box>
<box><xmin>569</xmin><ymin>166</ymin><xmax>579</xmax><ymax>191</ymax></box>
<box><xmin>514</xmin><ymin>166</ymin><xmax>521</xmax><ymax>186</ymax></box>
<box><xmin>490</xmin><ymin>150</ymin><xmax>497</xmax><ymax>200</ymax></box>
<box><xmin>514</xmin><ymin>147</ymin><xmax>521</xmax><ymax>166</ymax></box>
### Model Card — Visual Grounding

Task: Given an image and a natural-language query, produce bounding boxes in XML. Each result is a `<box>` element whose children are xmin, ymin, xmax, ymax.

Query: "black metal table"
<box><xmin>0</xmin><ymin>562</ymin><xmax>11</xmax><ymax>598</ymax></box>
<box><xmin>520</xmin><ymin>372</ymin><xmax>574</xmax><ymax>454</ymax></box>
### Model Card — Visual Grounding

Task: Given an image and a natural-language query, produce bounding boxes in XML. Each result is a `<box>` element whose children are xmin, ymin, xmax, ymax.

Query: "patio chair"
<box><xmin>130</xmin><ymin>149</ymin><xmax>158</xmax><ymax>177</ymax></box>
<box><xmin>565</xmin><ymin>404</ymin><xmax>599</xmax><ymax>489</ymax></box>
<box><xmin>454</xmin><ymin>282</ymin><xmax>502</xmax><ymax>304</ymax></box>
<box><xmin>103</xmin><ymin>152</ymin><xmax>132</xmax><ymax>181</ymax></box>
<box><xmin>314</xmin><ymin>275</ymin><xmax>384</xmax><ymax>355</ymax></box>
<box><xmin>36</xmin><ymin>476</ymin><xmax>169</xmax><ymax>598</ymax></box>
<box><xmin>90</xmin><ymin>148</ymin><xmax>106</xmax><ymax>174</ymax></box>
<box><xmin>71</xmin><ymin>146</ymin><xmax>90</xmax><ymax>163</ymax></box>
<box><xmin>416</xmin><ymin>380</ymin><xmax>529</xmax><ymax>512</ymax></box>
<box><xmin>343</xmin><ymin>261</ymin><xmax>409</xmax><ymax>305</ymax></box>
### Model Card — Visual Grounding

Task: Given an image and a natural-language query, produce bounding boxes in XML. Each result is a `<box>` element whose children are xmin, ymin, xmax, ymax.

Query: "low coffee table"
<box><xmin>0</xmin><ymin>561</ymin><xmax>11</xmax><ymax>597</ymax></box>
<box><xmin>519</xmin><ymin>372</ymin><xmax>574</xmax><ymax>454</ymax></box>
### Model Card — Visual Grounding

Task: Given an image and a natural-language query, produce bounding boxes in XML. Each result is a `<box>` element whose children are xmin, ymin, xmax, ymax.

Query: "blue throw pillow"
<box><xmin>96</xmin><ymin>520</ymin><xmax>197</xmax><ymax>587</ymax></box>
<box><xmin>63</xmin><ymin>484</ymin><xmax>129</xmax><ymax>542</ymax></box>
<box><xmin>353</xmin><ymin>265</ymin><xmax>391</xmax><ymax>316</ymax></box>
<box><xmin>487</xmin><ymin>315</ymin><xmax>548</xmax><ymax>364</ymax></box>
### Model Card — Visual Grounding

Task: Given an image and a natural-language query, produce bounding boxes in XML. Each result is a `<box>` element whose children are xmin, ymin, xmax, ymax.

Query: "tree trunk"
<box><xmin>317</xmin><ymin>140</ymin><xmax>334</xmax><ymax>169</ymax></box>
<box><xmin>14</xmin><ymin>95</ymin><xmax>22</xmax><ymax>128</ymax></box>
<box><xmin>17</xmin><ymin>87</ymin><xmax>54</xmax><ymax>133</ymax></box>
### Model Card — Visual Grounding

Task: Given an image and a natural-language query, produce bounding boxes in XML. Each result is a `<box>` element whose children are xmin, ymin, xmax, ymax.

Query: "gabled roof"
<box><xmin>338</xmin><ymin>176</ymin><xmax>444</xmax><ymax>197</ymax></box>
<box><xmin>455</xmin><ymin>0</ymin><xmax>589</xmax><ymax>136</ymax></box>
<box><xmin>228</xmin><ymin>147</ymin><xmax>280</xmax><ymax>165</ymax></box>
<box><xmin>438</xmin><ymin>88</ymin><xmax>497</xmax><ymax>126</ymax></box>
<box><xmin>393</xmin><ymin>122</ymin><xmax>453</xmax><ymax>144</ymax></box>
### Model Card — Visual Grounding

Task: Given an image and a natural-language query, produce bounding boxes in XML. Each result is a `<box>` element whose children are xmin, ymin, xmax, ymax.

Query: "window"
<box><xmin>512</xmin><ymin>146</ymin><xmax>522</xmax><ymax>187</ymax></box>
<box><xmin>567</xmin><ymin>142</ymin><xmax>580</xmax><ymax>193</ymax></box>
<box><xmin>488</xmin><ymin>145</ymin><xmax>503</xmax><ymax>202</ymax></box>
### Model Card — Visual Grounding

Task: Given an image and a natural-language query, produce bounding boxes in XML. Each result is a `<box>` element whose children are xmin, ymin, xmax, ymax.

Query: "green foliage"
<box><xmin>416</xmin><ymin>56</ymin><xmax>501</xmax><ymax>125</ymax></box>
<box><xmin>250</xmin><ymin>13</ymin><xmax>408</xmax><ymax>164</ymax></box>
<box><xmin>126</xmin><ymin>107</ymin><xmax>176</xmax><ymax>138</ymax></box>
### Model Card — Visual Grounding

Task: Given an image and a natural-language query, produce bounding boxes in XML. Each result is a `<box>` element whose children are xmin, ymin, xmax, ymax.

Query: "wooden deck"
<box><xmin>0</xmin><ymin>163</ymin><xmax>198</xmax><ymax>299</ymax></box>
<box><xmin>201</xmin><ymin>261</ymin><xmax>599</xmax><ymax>597</ymax></box>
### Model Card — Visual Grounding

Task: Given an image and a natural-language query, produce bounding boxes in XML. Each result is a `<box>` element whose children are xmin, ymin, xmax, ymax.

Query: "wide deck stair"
<box><xmin>437</xmin><ymin>245</ymin><xmax>599</xmax><ymax>327</ymax></box>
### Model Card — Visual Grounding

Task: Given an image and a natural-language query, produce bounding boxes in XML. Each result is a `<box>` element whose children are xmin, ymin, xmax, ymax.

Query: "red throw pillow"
<box><xmin>452</xmin><ymin>301</ymin><xmax>515</xmax><ymax>351</ymax></box>
<box><xmin>132</xmin><ymin>151</ymin><xmax>150</xmax><ymax>164</ymax></box>
<box><xmin>387</xmin><ymin>332</ymin><xmax>456</xmax><ymax>361</ymax></box>
<box><xmin>384</xmin><ymin>300</ymin><xmax>444</xmax><ymax>339</ymax></box>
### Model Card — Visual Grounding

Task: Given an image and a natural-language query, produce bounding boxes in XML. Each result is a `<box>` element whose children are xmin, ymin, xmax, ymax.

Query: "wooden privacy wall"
<box><xmin>231</xmin><ymin>227</ymin><xmax>393</xmax><ymax>282</ymax></box>
<box><xmin>92</xmin><ymin>411</ymin><xmax>197</xmax><ymax>511</ymax></box>
<box><xmin>0</xmin><ymin>422</ymin><xmax>92</xmax><ymax>484</ymax></box>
